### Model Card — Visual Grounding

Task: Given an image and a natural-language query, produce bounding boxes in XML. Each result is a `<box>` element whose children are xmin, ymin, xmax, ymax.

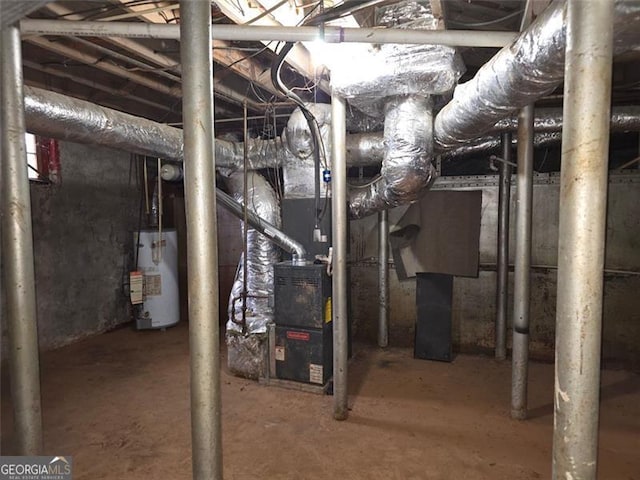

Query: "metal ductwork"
<box><xmin>23</xmin><ymin>86</ymin><xmax>289</xmax><ymax>171</ymax></box>
<box><xmin>225</xmin><ymin>172</ymin><xmax>284</xmax><ymax>380</ymax></box>
<box><xmin>25</xmin><ymin>86</ymin><xmax>306</xmax><ymax>264</ymax></box>
<box><xmin>22</xmin><ymin>86</ymin><xmax>640</xmax><ymax>176</ymax></box>
<box><xmin>349</xmin><ymin>95</ymin><xmax>435</xmax><ymax>219</ymax></box>
<box><xmin>226</xmin><ymin>171</ymin><xmax>283</xmax><ymax>337</ymax></box>
<box><xmin>332</xmin><ymin>1</ymin><xmax>461</xmax><ymax>219</ymax></box>
<box><xmin>434</xmin><ymin>0</ymin><xmax>640</xmax><ymax>150</ymax></box>
<box><xmin>216</xmin><ymin>189</ymin><xmax>306</xmax><ymax>260</ymax></box>
<box><xmin>24</xmin><ymin>86</ymin><xmax>362</xmax><ymax>171</ymax></box>
<box><xmin>24</xmin><ymin>86</ymin><xmax>185</xmax><ymax>161</ymax></box>
<box><xmin>493</xmin><ymin>106</ymin><xmax>640</xmax><ymax>133</ymax></box>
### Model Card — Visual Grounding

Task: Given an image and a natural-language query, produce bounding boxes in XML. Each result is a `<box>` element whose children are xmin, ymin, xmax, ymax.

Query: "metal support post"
<box><xmin>180</xmin><ymin>1</ymin><xmax>223</xmax><ymax>478</ymax></box>
<box><xmin>331</xmin><ymin>94</ymin><xmax>349</xmax><ymax>421</ymax></box>
<box><xmin>1</xmin><ymin>23</ymin><xmax>44</xmax><ymax>456</ymax></box>
<box><xmin>378</xmin><ymin>210</ymin><xmax>389</xmax><ymax>348</ymax></box>
<box><xmin>511</xmin><ymin>104</ymin><xmax>534</xmax><ymax>420</ymax></box>
<box><xmin>495</xmin><ymin>133</ymin><xmax>512</xmax><ymax>360</ymax></box>
<box><xmin>552</xmin><ymin>0</ymin><xmax>614</xmax><ymax>477</ymax></box>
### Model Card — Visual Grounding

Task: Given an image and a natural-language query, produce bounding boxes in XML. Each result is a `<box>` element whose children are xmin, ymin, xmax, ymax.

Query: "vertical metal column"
<box><xmin>179</xmin><ymin>1</ymin><xmax>222</xmax><ymax>478</ymax></box>
<box><xmin>331</xmin><ymin>94</ymin><xmax>349</xmax><ymax>421</ymax></box>
<box><xmin>378</xmin><ymin>210</ymin><xmax>389</xmax><ymax>348</ymax></box>
<box><xmin>552</xmin><ymin>0</ymin><xmax>614</xmax><ymax>478</ymax></box>
<box><xmin>495</xmin><ymin>133</ymin><xmax>512</xmax><ymax>360</ymax></box>
<box><xmin>1</xmin><ymin>24</ymin><xmax>44</xmax><ymax>456</ymax></box>
<box><xmin>511</xmin><ymin>104</ymin><xmax>534</xmax><ymax>420</ymax></box>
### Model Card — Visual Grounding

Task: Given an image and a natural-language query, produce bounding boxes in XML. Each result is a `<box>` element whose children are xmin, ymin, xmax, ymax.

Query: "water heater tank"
<box><xmin>134</xmin><ymin>228</ymin><xmax>179</xmax><ymax>329</ymax></box>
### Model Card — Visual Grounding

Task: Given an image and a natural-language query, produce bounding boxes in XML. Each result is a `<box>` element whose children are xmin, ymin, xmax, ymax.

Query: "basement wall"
<box><xmin>350</xmin><ymin>172</ymin><xmax>640</xmax><ymax>369</ymax></box>
<box><xmin>2</xmin><ymin>141</ymin><xmax>139</xmax><ymax>354</ymax></box>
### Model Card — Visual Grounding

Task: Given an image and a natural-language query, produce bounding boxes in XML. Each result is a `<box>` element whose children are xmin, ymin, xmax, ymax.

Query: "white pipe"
<box><xmin>21</xmin><ymin>19</ymin><xmax>516</xmax><ymax>47</ymax></box>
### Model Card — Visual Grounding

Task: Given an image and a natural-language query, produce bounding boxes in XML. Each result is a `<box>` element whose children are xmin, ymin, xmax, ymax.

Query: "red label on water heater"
<box><xmin>286</xmin><ymin>331</ymin><xmax>310</xmax><ymax>341</ymax></box>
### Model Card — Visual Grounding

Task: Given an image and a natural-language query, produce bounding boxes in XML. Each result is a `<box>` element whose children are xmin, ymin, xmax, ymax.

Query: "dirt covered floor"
<box><xmin>2</xmin><ymin>322</ymin><xmax>639</xmax><ymax>479</ymax></box>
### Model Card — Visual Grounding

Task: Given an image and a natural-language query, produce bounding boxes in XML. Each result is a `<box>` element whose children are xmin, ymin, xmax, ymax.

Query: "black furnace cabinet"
<box><xmin>274</xmin><ymin>262</ymin><xmax>333</xmax><ymax>384</ymax></box>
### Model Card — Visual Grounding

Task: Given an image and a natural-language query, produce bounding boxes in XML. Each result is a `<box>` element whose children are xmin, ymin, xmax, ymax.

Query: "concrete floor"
<box><xmin>2</xmin><ymin>323</ymin><xmax>639</xmax><ymax>479</ymax></box>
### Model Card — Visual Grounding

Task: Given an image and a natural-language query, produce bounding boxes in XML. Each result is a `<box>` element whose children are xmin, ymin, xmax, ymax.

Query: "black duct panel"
<box><xmin>282</xmin><ymin>198</ymin><xmax>332</xmax><ymax>260</ymax></box>
<box><xmin>415</xmin><ymin>273</ymin><xmax>454</xmax><ymax>362</ymax></box>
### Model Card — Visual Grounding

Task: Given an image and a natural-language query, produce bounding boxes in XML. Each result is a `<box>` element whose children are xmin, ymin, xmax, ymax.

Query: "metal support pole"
<box><xmin>511</xmin><ymin>104</ymin><xmax>534</xmax><ymax>420</ymax></box>
<box><xmin>1</xmin><ymin>24</ymin><xmax>44</xmax><ymax>455</ymax></box>
<box><xmin>179</xmin><ymin>1</ymin><xmax>222</xmax><ymax>478</ymax></box>
<box><xmin>495</xmin><ymin>132</ymin><xmax>512</xmax><ymax>360</ymax></box>
<box><xmin>331</xmin><ymin>94</ymin><xmax>349</xmax><ymax>421</ymax></box>
<box><xmin>378</xmin><ymin>210</ymin><xmax>389</xmax><ymax>348</ymax></box>
<box><xmin>552</xmin><ymin>0</ymin><xmax>614</xmax><ymax>478</ymax></box>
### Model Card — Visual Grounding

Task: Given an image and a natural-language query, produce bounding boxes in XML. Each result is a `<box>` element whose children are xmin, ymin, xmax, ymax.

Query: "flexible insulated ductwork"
<box><xmin>442</xmin><ymin>133</ymin><xmax>562</xmax><ymax>160</ymax></box>
<box><xmin>22</xmin><ymin>86</ymin><xmax>640</xmax><ymax>174</ymax></box>
<box><xmin>349</xmin><ymin>95</ymin><xmax>435</xmax><ymax>219</ymax></box>
<box><xmin>25</xmin><ymin>86</ymin><xmax>185</xmax><ymax>161</ymax></box>
<box><xmin>493</xmin><ymin>106</ymin><xmax>640</xmax><ymax>133</ymax></box>
<box><xmin>23</xmin><ymin>86</ymin><xmax>290</xmax><ymax>171</ymax></box>
<box><xmin>226</xmin><ymin>171</ymin><xmax>281</xmax><ymax>336</ymax></box>
<box><xmin>434</xmin><ymin>0</ymin><xmax>640</xmax><ymax>149</ymax></box>
<box><xmin>281</xmin><ymin>103</ymin><xmax>332</xmax><ymax>199</ymax></box>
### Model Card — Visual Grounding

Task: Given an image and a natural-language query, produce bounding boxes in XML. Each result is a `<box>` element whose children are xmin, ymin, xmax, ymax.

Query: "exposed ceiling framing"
<box><xmin>9</xmin><ymin>0</ymin><xmax>640</xmax><ymax>136</ymax></box>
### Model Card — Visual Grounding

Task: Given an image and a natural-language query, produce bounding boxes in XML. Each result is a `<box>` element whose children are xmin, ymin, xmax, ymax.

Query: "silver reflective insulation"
<box><xmin>330</xmin><ymin>1</ymin><xmax>463</xmax><ymax>117</ymax></box>
<box><xmin>442</xmin><ymin>132</ymin><xmax>562</xmax><ymax>159</ymax></box>
<box><xmin>346</xmin><ymin>133</ymin><xmax>385</xmax><ymax>167</ymax></box>
<box><xmin>24</xmin><ymin>86</ymin><xmax>185</xmax><ymax>161</ymax></box>
<box><xmin>226</xmin><ymin>171</ymin><xmax>282</xmax><ymax>335</ymax></box>
<box><xmin>492</xmin><ymin>106</ymin><xmax>640</xmax><ymax>133</ymax></box>
<box><xmin>349</xmin><ymin>95</ymin><xmax>435</xmax><ymax>219</ymax></box>
<box><xmin>215</xmin><ymin>188</ymin><xmax>306</xmax><ymax>259</ymax></box>
<box><xmin>434</xmin><ymin>0</ymin><xmax>640</xmax><ymax>149</ymax></box>
<box><xmin>23</xmin><ymin>86</ymin><xmax>287</xmax><ymax>170</ymax></box>
<box><xmin>281</xmin><ymin>103</ymin><xmax>332</xmax><ymax>198</ymax></box>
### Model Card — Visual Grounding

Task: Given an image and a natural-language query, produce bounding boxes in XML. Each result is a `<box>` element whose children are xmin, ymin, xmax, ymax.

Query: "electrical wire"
<box><xmin>271</xmin><ymin>42</ymin><xmax>325</xmax><ymax>227</ymax></box>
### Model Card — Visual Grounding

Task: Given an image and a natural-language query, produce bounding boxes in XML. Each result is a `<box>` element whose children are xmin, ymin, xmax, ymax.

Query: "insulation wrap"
<box><xmin>226</xmin><ymin>171</ymin><xmax>282</xmax><ymax>336</ymax></box>
<box><xmin>349</xmin><ymin>95</ymin><xmax>435</xmax><ymax>219</ymax></box>
<box><xmin>24</xmin><ymin>86</ymin><xmax>184</xmax><ymax>161</ymax></box>
<box><xmin>330</xmin><ymin>1</ymin><xmax>463</xmax><ymax>117</ymax></box>
<box><xmin>281</xmin><ymin>103</ymin><xmax>333</xmax><ymax>198</ymax></box>
<box><xmin>492</xmin><ymin>106</ymin><xmax>640</xmax><ymax>133</ymax></box>
<box><xmin>434</xmin><ymin>0</ymin><xmax>640</xmax><ymax>149</ymax></box>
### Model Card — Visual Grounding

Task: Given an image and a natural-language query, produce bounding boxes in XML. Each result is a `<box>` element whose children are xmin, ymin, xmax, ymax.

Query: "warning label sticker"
<box><xmin>275</xmin><ymin>346</ymin><xmax>285</xmax><ymax>361</ymax></box>
<box><xmin>309</xmin><ymin>364</ymin><xmax>323</xmax><ymax>384</ymax></box>
<box><xmin>144</xmin><ymin>274</ymin><xmax>162</xmax><ymax>296</ymax></box>
<box><xmin>325</xmin><ymin>297</ymin><xmax>332</xmax><ymax>323</ymax></box>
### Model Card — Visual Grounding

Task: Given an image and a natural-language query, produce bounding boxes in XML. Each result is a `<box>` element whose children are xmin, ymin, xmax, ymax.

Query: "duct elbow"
<box><xmin>349</xmin><ymin>95</ymin><xmax>435</xmax><ymax>219</ymax></box>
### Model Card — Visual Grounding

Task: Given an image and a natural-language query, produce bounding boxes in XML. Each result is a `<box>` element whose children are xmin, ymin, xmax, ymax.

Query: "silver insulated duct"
<box><xmin>434</xmin><ymin>0</ymin><xmax>640</xmax><ymax>150</ymax></box>
<box><xmin>226</xmin><ymin>171</ymin><xmax>282</xmax><ymax>379</ymax></box>
<box><xmin>331</xmin><ymin>1</ymin><xmax>462</xmax><ymax>219</ymax></box>
<box><xmin>349</xmin><ymin>95</ymin><xmax>435</xmax><ymax>219</ymax></box>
